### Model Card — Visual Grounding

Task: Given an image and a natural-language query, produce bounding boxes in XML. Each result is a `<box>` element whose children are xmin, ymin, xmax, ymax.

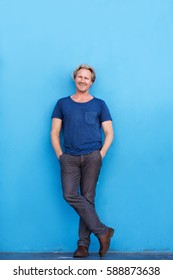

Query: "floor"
<box><xmin>0</xmin><ymin>252</ymin><xmax>173</xmax><ymax>260</ymax></box>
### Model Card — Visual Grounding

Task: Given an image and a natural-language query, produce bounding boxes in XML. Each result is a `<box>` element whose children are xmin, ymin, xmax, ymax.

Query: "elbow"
<box><xmin>106</xmin><ymin>130</ymin><xmax>114</xmax><ymax>141</ymax></box>
<box><xmin>50</xmin><ymin>129</ymin><xmax>57</xmax><ymax>142</ymax></box>
<box><xmin>112</xmin><ymin>130</ymin><xmax>114</xmax><ymax>141</ymax></box>
<box><xmin>109</xmin><ymin>130</ymin><xmax>114</xmax><ymax>144</ymax></box>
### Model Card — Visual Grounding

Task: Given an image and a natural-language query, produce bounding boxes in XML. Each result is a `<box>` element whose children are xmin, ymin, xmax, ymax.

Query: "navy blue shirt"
<box><xmin>51</xmin><ymin>96</ymin><xmax>112</xmax><ymax>155</ymax></box>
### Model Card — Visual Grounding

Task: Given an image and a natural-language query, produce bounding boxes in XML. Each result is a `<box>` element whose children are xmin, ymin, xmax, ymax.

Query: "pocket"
<box><xmin>97</xmin><ymin>150</ymin><xmax>103</xmax><ymax>161</ymax></box>
<box><xmin>92</xmin><ymin>150</ymin><xmax>102</xmax><ymax>161</ymax></box>
<box><xmin>59</xmin><ymin>153</ymin><xmax>64</xmax><ymax>161</ymax></box>
<box><xmin>85</xmin><ymin>111</ymin><xmax>97</xmax><ymax>125</ymax></box>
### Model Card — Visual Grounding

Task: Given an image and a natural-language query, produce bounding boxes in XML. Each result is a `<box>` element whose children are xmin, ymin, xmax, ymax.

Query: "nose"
<box><xmin>80</xmin><ymin>77</ymin><xmax>85</xmax><ymax>82</ymax></box>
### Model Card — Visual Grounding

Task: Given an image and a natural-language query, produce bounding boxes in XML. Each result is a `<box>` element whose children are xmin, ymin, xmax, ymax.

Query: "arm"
<box><xmin>100</xmin><ymin>120</ymin><xmax>114</xmax><ymax>158</ymax></box>
<box><xmin>50</xmin><ymin>118</ymin><xmax>63</xmax><ymax>159</ymax></box>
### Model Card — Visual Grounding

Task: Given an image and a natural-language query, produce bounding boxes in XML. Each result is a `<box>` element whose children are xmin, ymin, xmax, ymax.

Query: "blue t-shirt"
<box><xmin>51</xmin><ymin>96</ymin><xmax>112</xmax><ymax>155</ymax></box>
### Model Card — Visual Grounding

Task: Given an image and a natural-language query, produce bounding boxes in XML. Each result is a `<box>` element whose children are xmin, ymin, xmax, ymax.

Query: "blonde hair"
<box><xmin>72</xmin><ymin>64</ymin><xmax>96</xmax><ymax>83</ymax></box>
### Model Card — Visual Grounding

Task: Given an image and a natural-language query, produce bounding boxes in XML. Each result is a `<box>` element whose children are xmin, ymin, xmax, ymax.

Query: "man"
<box><xmin>51</xmin><ymin>64</ymin><xmax>114</xmax><ymax>257</ymax></box>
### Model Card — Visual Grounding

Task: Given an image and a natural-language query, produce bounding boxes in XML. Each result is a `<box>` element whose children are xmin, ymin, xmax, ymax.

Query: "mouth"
<box><xmin>79</xmin><ymin>83</ymin><xmax>86</xmax><ymax>86</ymax></box>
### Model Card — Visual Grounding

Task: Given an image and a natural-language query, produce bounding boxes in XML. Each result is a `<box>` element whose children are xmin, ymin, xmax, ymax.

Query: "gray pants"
<box><xmin>59</xmin><ymin>150</ymin><xmax>108</xmax><ymax>248</ymax></box>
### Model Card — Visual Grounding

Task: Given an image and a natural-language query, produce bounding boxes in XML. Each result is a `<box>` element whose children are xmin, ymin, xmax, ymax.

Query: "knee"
<box><xmin>63</xmin><ymin>192</ymin><xmax>75</xmax><ymax>204</ymax></box>
<box><xmin>82</xmin><ymin>192</ymin><xmax>95</xmax><ymax>205</ymax></box>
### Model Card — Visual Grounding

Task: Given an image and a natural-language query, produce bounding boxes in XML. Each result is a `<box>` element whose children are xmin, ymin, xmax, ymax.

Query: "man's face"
<box><xmin>75</xmin><ymin>68</ymin><xmax>93</xmax><ymax>93</ymax></box>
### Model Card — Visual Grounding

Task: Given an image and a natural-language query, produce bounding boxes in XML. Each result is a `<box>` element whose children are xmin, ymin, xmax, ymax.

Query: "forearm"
<box><xmin>51</xmin><ymin>132</ymin><xmax>63</xmax><ymax>159</ymax></box>
<box><xmin>100</xmin><ymin>132</ymin><xmax>114</xmax><ymax>158</ymax></box>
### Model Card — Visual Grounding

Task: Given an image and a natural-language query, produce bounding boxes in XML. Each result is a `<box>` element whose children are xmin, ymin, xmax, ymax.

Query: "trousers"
<box><xmin>59</xmin><ymin>150</ymin><xmax>108</xmax><ymax>247</ymax></box>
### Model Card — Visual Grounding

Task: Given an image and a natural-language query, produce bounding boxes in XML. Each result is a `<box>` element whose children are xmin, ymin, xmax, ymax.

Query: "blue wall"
<box><xmin>1</xmin><ymin>0</ymin><xmax>173</xmax><ymax>252</ymax></box>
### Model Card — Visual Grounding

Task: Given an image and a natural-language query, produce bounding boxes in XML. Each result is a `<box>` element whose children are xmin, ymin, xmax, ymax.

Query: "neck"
<box><xmin>71</xmin><ymin>91</ymin><xmax>93</xmax><ymax>102</ymax></box>
<box><xmin>75</xmin><ymin>90</ymin><xmax>90</xmax><ymax>97</ymax></box>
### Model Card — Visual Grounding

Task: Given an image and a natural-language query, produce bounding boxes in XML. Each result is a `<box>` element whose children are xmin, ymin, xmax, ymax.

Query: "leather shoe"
<box><xmin>73</xmin><ymin>246</ymin><xmax>89</xmax><ymax>258</ymax></box>
<box><xmin>98</xmin><ymin>227</ymin><xmax>114</xmax><ymax>257</ymax></box>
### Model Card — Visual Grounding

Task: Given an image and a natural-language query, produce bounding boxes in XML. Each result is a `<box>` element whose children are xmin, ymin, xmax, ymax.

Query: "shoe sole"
<box><xmin>99</xmin><ymin>228</ymin><xmax>114</xmax><ymax>257</ymax></box>
<box><xmin>73</xmin><ymin>253</ymin><xmax>89</xmax><ymax>258</ymax></box>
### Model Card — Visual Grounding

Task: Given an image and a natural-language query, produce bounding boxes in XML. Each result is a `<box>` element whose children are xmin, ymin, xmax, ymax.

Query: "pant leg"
<box><xmin>78</xmin><ymin>150</ymin><xmax>107</xmax><ymax>247</ymax></box>
<box><xmin>60</xmin><ymin>152</ymin><xmax>107</xmax><ymax>245</ymax></box>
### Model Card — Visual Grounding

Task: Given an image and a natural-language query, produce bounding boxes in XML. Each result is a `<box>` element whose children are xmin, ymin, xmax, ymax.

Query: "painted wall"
<box><xmin>1</xmin><ymin>0</ymin><xmax>173</xmax><ymax>252</ymax></box>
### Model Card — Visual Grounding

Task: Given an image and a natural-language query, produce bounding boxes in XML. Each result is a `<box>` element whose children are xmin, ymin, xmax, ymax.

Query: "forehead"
<box><xmin>76</xmin><ymin>68</ymin><xmax>92</xmax><ymax>78</ymax></box>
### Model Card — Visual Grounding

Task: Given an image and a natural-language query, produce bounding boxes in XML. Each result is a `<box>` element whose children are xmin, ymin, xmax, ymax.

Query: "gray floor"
<box><xmin>0</xmin><ymin>252</ymin><xmax>173</xmax><ymax>260</ymax></box>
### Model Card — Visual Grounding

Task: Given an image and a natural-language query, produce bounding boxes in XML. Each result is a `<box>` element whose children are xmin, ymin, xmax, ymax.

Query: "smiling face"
<box><xmin>75</xmin><ymin>68</ymin><xmax>93</xmax><ymax>93</ymax></box>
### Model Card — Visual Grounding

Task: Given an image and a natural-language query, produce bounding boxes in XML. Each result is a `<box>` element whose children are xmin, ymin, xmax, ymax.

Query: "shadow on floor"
<box><xmin>0</xmin><ymin>252</ymin><xmax>173</xmax><ymax>260</ymax></box>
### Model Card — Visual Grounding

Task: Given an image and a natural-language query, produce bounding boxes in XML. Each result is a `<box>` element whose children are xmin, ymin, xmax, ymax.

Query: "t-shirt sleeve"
<box><xmin>51</xmin><ymin>99</ymin><xmax>63</xmax><ymax>119</ymax></box>
<box><xmin>100</xmin><ymin>101</ymin><xmax>112</xmax><ymax>123</ymax></box>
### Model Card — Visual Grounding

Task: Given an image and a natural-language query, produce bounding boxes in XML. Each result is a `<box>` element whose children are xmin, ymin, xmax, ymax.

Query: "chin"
<box><xmin>78</xmin><ymin>87</ymin><xmax>87</xmax><ymax>93</ymax></box>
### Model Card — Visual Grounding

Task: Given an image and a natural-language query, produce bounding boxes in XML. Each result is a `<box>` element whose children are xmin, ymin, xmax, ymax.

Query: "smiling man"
<box><xmin>51</xmin><ymin>64</ymin><xmax>114</xmax><ymax>257</ymax></box>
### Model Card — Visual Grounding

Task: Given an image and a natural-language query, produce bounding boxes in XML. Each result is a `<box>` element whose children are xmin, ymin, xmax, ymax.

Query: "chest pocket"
<box><xmin>85</xmin><ymin>111</ymin><xmax>97</xmax><ymax>125</ymax></box>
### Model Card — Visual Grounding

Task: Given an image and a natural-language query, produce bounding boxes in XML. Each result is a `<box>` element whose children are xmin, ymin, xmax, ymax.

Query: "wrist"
<box><xmin>57</xmin><ymin>152</ymin><xmax>63</xmax><ymax>159</ymax></box>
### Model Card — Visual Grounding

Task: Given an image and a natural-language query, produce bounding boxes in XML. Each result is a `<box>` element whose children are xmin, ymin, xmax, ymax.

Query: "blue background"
<box><xmin>1</xmin><ymin>0</ymin><xmax>173</xmax><ymax>252</ymax></box>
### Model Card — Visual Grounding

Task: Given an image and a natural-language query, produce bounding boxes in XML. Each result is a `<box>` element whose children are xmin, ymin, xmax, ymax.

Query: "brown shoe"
<box><xmin>98</xmin><ymin>227</ymin><xmax>114</xmax><ymax>257</ymax></box>
<box><xmin>73</xmin><ymin>246</ymin><xmax>89</xmax><ymax>258</ymax></box>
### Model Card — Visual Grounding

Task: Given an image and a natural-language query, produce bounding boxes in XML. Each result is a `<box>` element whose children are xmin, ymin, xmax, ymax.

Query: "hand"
<box><xmin>100</xmin><ymin>150</ymin><xmax>106</xmax><ymax>159</ymax></box>
<box><xmin>58</xmin><ymin>153</ymin><xmax>63</xmax><ymax>160</ymax></box>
